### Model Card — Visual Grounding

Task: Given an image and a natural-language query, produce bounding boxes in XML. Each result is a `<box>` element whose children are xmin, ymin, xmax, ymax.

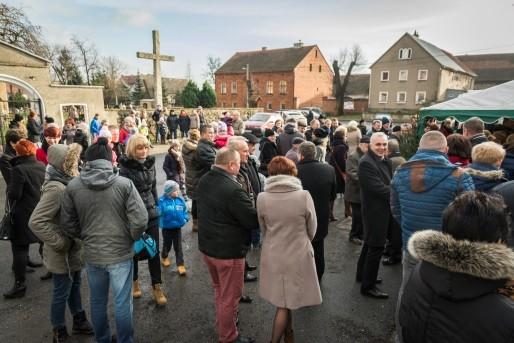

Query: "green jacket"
<box><xmin>29</xmin><ymin>180</ymin><xmax>84</xmax><ymax>274</ymax></box>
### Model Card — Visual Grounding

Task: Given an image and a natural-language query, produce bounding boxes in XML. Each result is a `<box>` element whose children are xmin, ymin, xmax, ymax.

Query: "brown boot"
<box><xmin>152</xmin><ymin>284</ymin><xmax>167</xmax><ymax>305</ymax></box>
<box><xmin>284</xmin><ymin>329</ymin><xmax>295</xmax><ymax>343</ymax></box>
<box><xmin>344</xmin><ymin>200</ymin><xmax>352</xmax><ymax>218</ymax></box>
<box><xmin>192</xmin><ymin>219</ymin><xmax>198</xmax><ymax>232</ymax></box>
<box><xmin>132</xmin><ymin>280</ymin><xmax>142</xmax><ymax>299</ymax></box>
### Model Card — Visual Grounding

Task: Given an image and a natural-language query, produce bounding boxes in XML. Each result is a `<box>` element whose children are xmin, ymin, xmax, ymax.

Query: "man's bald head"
<box><xmin>419</xmin><ymin>131</ymin><xmax>448</xmax><ymax>152</ymax></box>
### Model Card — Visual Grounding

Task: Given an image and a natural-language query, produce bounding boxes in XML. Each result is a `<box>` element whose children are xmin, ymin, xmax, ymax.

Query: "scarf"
<box><xmin>45</xmin><ymin>164</ymin><xmax>73</xmax><ymax>185</ymax></box>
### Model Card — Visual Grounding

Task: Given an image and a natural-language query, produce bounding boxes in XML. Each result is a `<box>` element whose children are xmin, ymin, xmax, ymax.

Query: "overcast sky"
<box><xmin>7</xmin><ymin>0</ymin><xmax>514</xmax><ymax>84</ymax></box>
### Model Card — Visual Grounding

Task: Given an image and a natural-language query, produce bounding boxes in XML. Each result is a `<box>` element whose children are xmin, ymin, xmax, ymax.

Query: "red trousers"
<box><xmin>202</xmin><ymin>254</ymin><xmax>245</xmax><ymax>343</ymax></box>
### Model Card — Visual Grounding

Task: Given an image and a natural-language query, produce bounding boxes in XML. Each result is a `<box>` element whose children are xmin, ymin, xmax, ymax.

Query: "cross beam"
<box><xmin>136</xmin><ymin>30</ymin><xmax>175</xmax><ymax>108</ymax></box>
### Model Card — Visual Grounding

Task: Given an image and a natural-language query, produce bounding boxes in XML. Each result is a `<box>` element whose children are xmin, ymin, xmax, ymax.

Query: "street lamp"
<box><xmin>242</xmin><ymin>64</ymin><xmax>250</xmax><ymax>108</ymax></box>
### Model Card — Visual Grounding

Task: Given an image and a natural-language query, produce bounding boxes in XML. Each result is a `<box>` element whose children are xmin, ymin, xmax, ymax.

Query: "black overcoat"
<box><xmin>358</xmin><ymin>150</ymin><xmax>393</xmax><ymax>247</ymax></box>
<box><xmin>8</xmin><ymin>156</ymin><xmax>46</xmax><ymax>245</ymax></box>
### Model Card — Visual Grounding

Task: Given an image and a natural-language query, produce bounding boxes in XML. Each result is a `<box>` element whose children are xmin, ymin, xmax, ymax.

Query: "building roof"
<box><xmin>120</xmin><ymin>74</ymin><xmax>188</xmax><ymax>98</ymax></box>
<box><xmin>456</xmin><ymin>53</ymin><xmax>514</xmax><ymax>83</ymax></box>
<box><xmin>216</xmin><ymin>45</ymin><xmax>317</xmax><ymax>74</ymax></box>
<box><xmin>342</xmin><ymin>74</ymin><xmax>370</xmax><ymax>97</ymax></box>
<box><xmin>370</xmin><ymin>33</ymin><xmax>476</xmax><ymax>76</ymax></box>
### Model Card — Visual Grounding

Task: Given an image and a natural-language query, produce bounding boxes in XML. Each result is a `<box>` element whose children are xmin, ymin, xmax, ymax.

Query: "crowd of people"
<box><xmin>1</xmin><ymin>108</ymin><xmax>514</xmax><ymax>343</ymax></box>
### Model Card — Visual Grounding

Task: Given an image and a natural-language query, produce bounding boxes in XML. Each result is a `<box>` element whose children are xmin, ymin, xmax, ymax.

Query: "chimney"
<box><xmin>262</xmin><ymin>46</ymin><xmax>267</xmax><ymax>51</ymax></box>
<box><xmin>293</xmin><ymin>40</ymin><xmax>304</xmax><ymax>48</ymax></box>
<box><xmin>413</xmin><ymin>30</ymin><xmax>419</xmax><ymax>38</ymax></box>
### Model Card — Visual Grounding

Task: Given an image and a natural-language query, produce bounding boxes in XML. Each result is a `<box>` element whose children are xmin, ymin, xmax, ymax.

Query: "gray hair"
<box><xmin>419</xmin><ymin>131</ymin><xmax>447</xmax><ymax>152</ymax></box>
<box><xmin>215</xmin><ymin>147</ymin><xmax>240</xmax><ymax>165</ymax></box>
<box><xmin>227</xmin><ymin>136</ymin><xmax>247</xmax><ymax>150</ymax></box>
<box><xmin>370</xmin><ymin>132</ymin><xmax>388</xmax><ymax>144</ymax></box>
<box><xmin>388</xmin><ymin>139</ymin><xmax>400</xmax><ymax>154</ymax></box>
<box><xmin>299</xmin><ymin>141</ymin><xmax>316</xmax><ymax>161</ymax></box>
<box><xmin>463</xmin><ymin>117</ymin><xmax>484</xmax><ymax>134</ymax></box>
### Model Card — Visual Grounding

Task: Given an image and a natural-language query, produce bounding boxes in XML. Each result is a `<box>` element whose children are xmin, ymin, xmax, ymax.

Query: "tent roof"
<box><xmin>420</xmin><ymin>80</ymin><xmax>514</xmax><ymax>122</ymax></box>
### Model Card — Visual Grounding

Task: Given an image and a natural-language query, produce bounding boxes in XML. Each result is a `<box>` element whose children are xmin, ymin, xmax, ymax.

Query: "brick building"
<box><xmin>215</xmin><ymin>42</ymin><xmax>333</xmax><ymax>111</ymax></box>
<box><xmin>456</xmin><ymin>53</ymin><xmax>514</xmax><ymax>90</ymax></box>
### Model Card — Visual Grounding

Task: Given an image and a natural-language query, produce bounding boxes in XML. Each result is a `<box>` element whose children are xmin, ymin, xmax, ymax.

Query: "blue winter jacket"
<box><xmin>157</xmin><ymin>195</ymin><xmax>189</xmax><ymax>229</ymax></box>
<box><xmin>391</xmin><ymin>150</ymin><xmax>475</xmax><ymax>250</ymax></box>
<box><xmin>464</xmin><ymin>162</ymin><xmax>506</xmax><ymax>192</ymax></box>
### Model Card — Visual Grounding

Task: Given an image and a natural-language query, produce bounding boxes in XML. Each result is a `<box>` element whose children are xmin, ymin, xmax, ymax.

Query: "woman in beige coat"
<box><xmin>257</xmin><ymin>156</ymin><xmax>322</xmax><ymax>343</ymax></box>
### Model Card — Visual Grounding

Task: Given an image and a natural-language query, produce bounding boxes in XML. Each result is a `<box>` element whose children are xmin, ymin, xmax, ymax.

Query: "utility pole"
<box><xmin>245</xmin><ymin>63</ymin><xmax>250</xmax><ymax>108</ymax></box>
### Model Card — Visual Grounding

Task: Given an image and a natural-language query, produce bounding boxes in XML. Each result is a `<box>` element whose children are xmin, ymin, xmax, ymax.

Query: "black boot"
<box><xmin>72</xmin><ymin>311</ymin><xmax>94</xmax><ymax>335</ymax></box>
<box><xmin>53</xmin><ymin>326</ymin><xmax>71</xmax><ymax>343</ymax></box>
<box><xmin>3</xmin><ymin>281</ymin><xmax>26</xmax><ymax>299</ymax></box>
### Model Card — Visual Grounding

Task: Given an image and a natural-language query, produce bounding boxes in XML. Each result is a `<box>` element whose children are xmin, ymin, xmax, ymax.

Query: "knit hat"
<box><xmin>360</xmin><ymin>136</ymin><xmax>370</xmax><ymax>144</ymax></box>
<box><xmin>382</xmin><ymin>116</ymin><xmax>391</xmax><ymax>125</ymax></box>
<box><xmin>217</xmin><ymin>121</ymin><xmax>227</xmax><ymax>133</ymax></box>
<box><xmin>292</xmin><ymin>137</ymin><xmax>305</xmax><ymax>145</ymax></box>
<box><xmin>163</xmin><ymin>180</ymin><xmax>180</xmax><ymax>195</ymax></box>
<box><xmin>392</xmin><ymin>125</ymin><xmax>401</xmax><ymax>133</ymax></box>
<box><xmin>14</xmin><ymin>113</ymin><xmax>23</xmax><ymax>122</ymax></box>
<box><xmin>98</xmin><ymin>127</ymin><xmax>112</xmax><ymax>139</ymax></box>
<box><xmin>85</xmin><ymin>137</ymin><xmax>112</xmax><ymax>162</ymax></box>
<box><xmin>14</xmin><ymin>139</ymin><xmax>36</xmax><ymax>157</ymax></box>
<box><xmin>48</xmin><ymin>143</ymin><xmax>82</xmax><ymax>176</ymax></box>
<box><xmin>264</xmin><ymin>129</ymin><xmax>275</xmax><ymax>138</ymax></box>
<box><xmin>297</xmin><ymin>120</ymin><xmax>308</xmax><ymax>128</ymax></box>
<box><xmin>242</xmin><ymin>132</ymin><xmax>259</xmax><ymax>145</ymax></box>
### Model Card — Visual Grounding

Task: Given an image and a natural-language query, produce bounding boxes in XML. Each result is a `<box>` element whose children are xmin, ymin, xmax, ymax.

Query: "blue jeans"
<box><xmin>51</xmin><ymin>271</ymin><xmax>84</xmax><ymax>329</ymax></box>
<box><xmin>86</xmin><ymin>259</ymin><xmax>133</xmax><ymax>343</ymax></box>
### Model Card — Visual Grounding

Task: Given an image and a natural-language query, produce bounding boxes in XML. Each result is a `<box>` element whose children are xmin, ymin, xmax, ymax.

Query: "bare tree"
<box><xmin>98</xmin><ymin>56</ymin><xmax>126</xmax><ymax>106</ymax></box>
<box><xmin>0</xmin><ymin>3</ymin><xmax>49</xmax><ymax>57</ymax></box>
<box><xmin>203</xmin><ymin>56</ymin><xmax>221</xmax><ymax>84</ymax></box>
<box><xmin>50</xmin><ymin>44</ymin><xmax>83</xmax><ymax>85</ymax></box>
<box><xmin>333</xmin><ymin>44</ymin><xmax>365</xmax><ymax>115</ymax></box>
<box><xmin>72</xmin><ymin>36</ymin><xmax>98</xmax><ymax>85</ymax></box>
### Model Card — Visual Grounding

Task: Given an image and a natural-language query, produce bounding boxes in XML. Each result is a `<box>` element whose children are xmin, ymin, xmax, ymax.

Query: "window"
<box><xmin>315</xmin><ymin>49</ymin><xmax>318</xmax><ymax>58</ymax></box>
<box><xmin>418</xmin><ymin>69</ymin><xmax>428</xmax><ymax>81</ymax></box>
<box><xmin>280</xmin><ymin>103</ymin><xmax>286</xmax><ymax>110</ymax></box>
<box><xmin>397</xmin><ymin>91</ymin><xmax>407</xmax><ymax>103</ymax></box>
<box><xmin>399</xmin><ymin>70</ymin><xmax>408</xmax><ymax>81</ymax></box>
<box><xmin>221</xmin><ymin>102</ymin><xmax>226</xmax><ymax>108</ymax></box>
<box><xmin>231</xmin><ymin>81</ymin><xmax>237</xmax><ymax>94</ymax></box>
<box><xmin>415</xmin><ymin>91</ymin><xmax>427</xmax><ymax>104</ymax></box>
<box><xmin>319</xmin><ymin>65</ymin><xmax>322</xmax><ymax>72</ymax></box>
<box><xmin>398</xmin><ymin>48</ymin><xmax>412</xmax><ymax>60</ymax></box>
<box><xmin>267</xmin><ymin>102</ymin><xmax>273</xmax><ymax>110</ymax></box>
<box><xmin>309</xmin><ymin>64</ymin><xmax>313</xmax><ymax>72</ymax></box>
<box><xmin>221</xmin><ymin>82</ymin><xmax>227</xmax><ymax>94</ymax></box>
<box><xmin>378</xmin><ymin>92</ymin><xmax>388</xmax><ymax>103</ymax></box>
<box><xmin>266</xmin><ymin>81</ymin><xmax>273</xmax><ymax>95</ymax></box>
<box><xmin>380</xmin><ymin>71</ymin><xmax>389</xmax><ymax>81</ymax></box>
<box><xmin>232</xmin><ymin>102</ymin><xmax>237</xmax><ymax>108</ymax></box>
<box><xmin>279</xmin><ymin>80</ymin><xmax>287</xmax><ymax>95</ymax></box>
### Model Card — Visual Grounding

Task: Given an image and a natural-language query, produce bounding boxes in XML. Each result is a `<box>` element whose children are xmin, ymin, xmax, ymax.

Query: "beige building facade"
<box><xmin>0</xmin><ymin>40</ymin><xmax>104</xmax><ymax>126</ymax></box>
<box><xmin>369</xmin><ymin>33</ymin><xmax>475</xmax><ymax>114</ymax></box>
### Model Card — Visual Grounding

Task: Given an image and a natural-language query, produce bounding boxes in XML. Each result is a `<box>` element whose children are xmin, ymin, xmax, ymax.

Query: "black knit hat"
<box><xmin>264</xmin><ymin>129</ymin><xmax>275</xmax><ymax>138</ymax></box>
<box><xmin>85</xmin><ymin>137</ymin><xmax>113</xmax><ymax>162</ymax></box>
<box><xmin>314</xmin><ymin>128</ymin><xmax>329</xmax><ymax>139</ymax></box>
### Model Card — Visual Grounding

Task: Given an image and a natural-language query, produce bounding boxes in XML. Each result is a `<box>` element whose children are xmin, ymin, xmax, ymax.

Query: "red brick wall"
<box><xmin>294</xmin><ymin>47</ymin><xmax>334</xmax><ymax>109</ymax></box>
<box><xmin>215</xmin><ymin>72</ymin><xmax>295</xmax><ymax>111</ymax></box>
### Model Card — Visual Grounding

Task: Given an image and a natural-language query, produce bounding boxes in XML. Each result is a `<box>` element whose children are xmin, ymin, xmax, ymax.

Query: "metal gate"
<box><xmin>0</xmin><ymin>98</ymin><xmax>43</xmax><ymax>146</ymax></box>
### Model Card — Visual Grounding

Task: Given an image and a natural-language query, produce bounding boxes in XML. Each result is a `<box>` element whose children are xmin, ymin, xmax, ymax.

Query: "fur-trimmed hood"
<box><xmin>264</xmin><ymin>175</ymin><xmax>303</xmax><ymax>193</ymax></box>
<box><xmin>409</xmin><ymin>230</ymin><xmax>514</xmax><ymax>281</ymax></box>
<box><xmin>465</xmin><ymin>164</ymin><xmax>505</xmax><ymax>181</ymax></box>
<box><xmin>182</xmin><ymin>139</ymin><xmax>198</xmax><ymax>155</ymax></box>
<box><xmin>63</xmin><ymin>143</ymin><xmax>82</xmax><ymax>177</ymax></box>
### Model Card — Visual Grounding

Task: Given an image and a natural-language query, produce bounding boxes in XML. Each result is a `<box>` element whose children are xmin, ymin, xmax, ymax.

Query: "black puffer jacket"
<box><xmin>192</xmin><ymin>139</ymin><xmax>217</xmax><ymax>199</ymax></box>
<box><xmin>8</xmin><ymin>156</ymin><xmax>46</xmax><ymax>245</ymax></box>
<box><xmin>400</xmin><ymin>230</ymin><xmax>514</xmax><ymax>343</ymax></box>
<box><xmin>259</xmin><ymin>138</ymin><xmax>278</xmax><ymax>176</ymax></box>
<box><xmin>119</xmin><ymin>156</ymin><xmax>159</xmax><ymax>225</ymax></box>
<box><xmin>182</xmin><ymin>138</ymin><xmax>198</xmax><ymax>198</ymax></box>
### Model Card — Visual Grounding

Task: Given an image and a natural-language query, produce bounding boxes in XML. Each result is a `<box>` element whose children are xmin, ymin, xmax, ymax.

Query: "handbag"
<box><xmin>133</xmin><ymin>232</ymin><xmax>158</xmax><ymax>260</ymax></box>
<box><xmin>0</xmin><ymin>199</ymin><xmax>15</xmax><ymax>241</ymax></box>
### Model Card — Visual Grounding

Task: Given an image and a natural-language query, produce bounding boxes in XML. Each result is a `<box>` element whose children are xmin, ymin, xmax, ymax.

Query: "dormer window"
<box><xmin>399</xmin><ymin>48</ymin><xmax>412</xmax><ymax>60</ymax></box>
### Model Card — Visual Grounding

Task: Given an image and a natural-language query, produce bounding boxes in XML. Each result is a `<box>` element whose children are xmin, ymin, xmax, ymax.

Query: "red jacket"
<box><xmin>36</xmin><ymin>148</ymin><xmax>48</xmax><ymax>165</ymax></box>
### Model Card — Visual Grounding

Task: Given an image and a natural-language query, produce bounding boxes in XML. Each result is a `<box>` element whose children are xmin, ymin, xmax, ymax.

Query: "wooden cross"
<box><xmin>136</xmin><ymin>30</ymin><xmax>175</xmax><ymax>108</ymax></box>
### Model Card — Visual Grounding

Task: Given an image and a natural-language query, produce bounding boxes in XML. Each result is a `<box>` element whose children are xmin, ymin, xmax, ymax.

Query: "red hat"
<box><xmin>14</xmin><ymin>139</ymin><xmax>37</xmax><ymax>157</ymax></box>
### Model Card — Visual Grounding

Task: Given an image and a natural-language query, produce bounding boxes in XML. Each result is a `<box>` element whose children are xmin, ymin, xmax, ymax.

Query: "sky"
<box><xmin>6</xmin><ymin>0</ymin><xmax>514</xmax><ymax>84</ymax></box>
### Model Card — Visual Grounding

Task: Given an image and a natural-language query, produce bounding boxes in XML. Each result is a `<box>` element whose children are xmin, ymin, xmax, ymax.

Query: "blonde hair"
<box><xmin>471</xmin><ymin>142</ymin><xmax>505</xmax><ymax>164</ymax></box>
<box><xmin>125</xmin><ymin>133</ymin><xmax>150</xmax><ymax>159</ymax></box>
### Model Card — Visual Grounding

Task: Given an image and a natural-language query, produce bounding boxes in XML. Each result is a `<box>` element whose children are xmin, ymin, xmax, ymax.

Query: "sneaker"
<box><xmin>178</xmin><ymin>265</ymin><xmax>186</xmax><ymax>276</ymax></box>
<box><xmin>152</xmin><ymin>284</ymin><xmax>167</xmax><ymax>306</ymax></box>
<box><xmin>132</xmin><ymin>280</ymin><xmax>142</xmax><ymax>299</ymax></box>
<box><xmin>161</xmin><ymin>257</ymin><xmax>171</xmax><ymax>267</ymax></box>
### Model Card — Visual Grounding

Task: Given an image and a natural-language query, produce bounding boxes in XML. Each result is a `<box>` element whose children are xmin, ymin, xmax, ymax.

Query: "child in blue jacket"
<box><xmin>158</xmin><ymin>180</ymin><xmax>189</xmax><ymax>275</ymax></box>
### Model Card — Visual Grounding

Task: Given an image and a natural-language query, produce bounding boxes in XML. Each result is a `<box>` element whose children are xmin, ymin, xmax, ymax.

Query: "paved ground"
<box><xmin>0</xmin><ymin>152</ymin><xmax>401</xmax><ymax>343</ymax></box>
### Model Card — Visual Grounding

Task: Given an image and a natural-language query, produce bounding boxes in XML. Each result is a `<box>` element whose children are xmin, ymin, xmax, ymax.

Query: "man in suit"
<box><xmin>356</xmin><ymin>132</ymin><xmax>392</xmax><ymax>299</ymax></box>
<box><xmin>297</xmin><ymin>141</ymin><xmax>337</xmax><ymax>283</ymax></box>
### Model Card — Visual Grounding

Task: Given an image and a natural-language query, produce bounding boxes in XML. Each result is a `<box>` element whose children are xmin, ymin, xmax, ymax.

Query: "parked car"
<box><xmin>244</xmin><ymin>112</ymin><xmax>283</xmax><ymax>136</ymax></box>
<box><xmin>276</xmin><ymin>110</ymin><xmax>305</xmax><ymax>122</ymax></box>
<box><xmin>300</xmin><ymin>107</ymin><xmax>323</xmax><ymax>119</ymax></box>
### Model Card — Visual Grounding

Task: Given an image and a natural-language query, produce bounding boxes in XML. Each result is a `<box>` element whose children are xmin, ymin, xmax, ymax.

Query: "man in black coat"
<box><xmin>166</xmin><ymin>109</ymin><xmax>179</xmax><ymax>140</ymax></box>
<box><xmin>355</xmin><ymin>132</ymin><xmax>393</xmax><ymax>299</ymax></box>
<box><xmin>197</xmin><ymin>148</ymin><xmax>259</xmax><ymax>343</ymax></box>
<box><xmin>258</xmin><ymin>129</ymin><xmax>278</xmax><ymax>176</ymax></box>
<box><xmin>276</xmin><ymin>119</ymin><xmax>303</xmax><ymax>156</ymax></box>
<box><xmin>297</xmin><ymin>141</ymin><xmax>337</xmax><ymax>283</ymax></box>
<box><xmin>191</xmin><ymin>125</ymin><xmax>217</xmax><ymax>231</ymax></box>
